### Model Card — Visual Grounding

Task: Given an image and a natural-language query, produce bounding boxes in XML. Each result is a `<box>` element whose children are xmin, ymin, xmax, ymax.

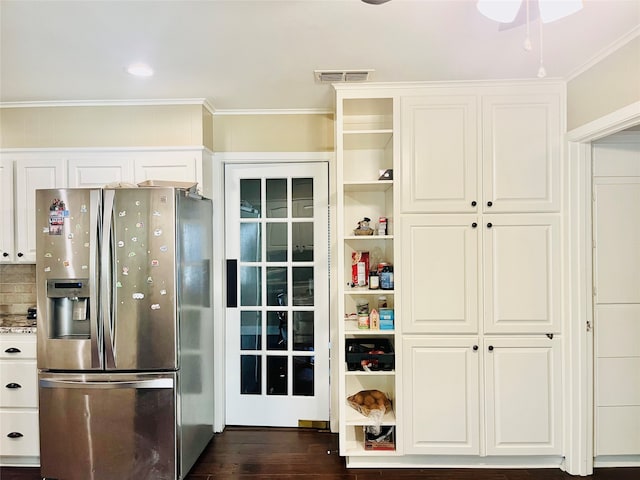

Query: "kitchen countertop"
<box><xmin>0</xmin><ymin>314</ymin><xmax>37</xmax><ymax>334</ymax></box>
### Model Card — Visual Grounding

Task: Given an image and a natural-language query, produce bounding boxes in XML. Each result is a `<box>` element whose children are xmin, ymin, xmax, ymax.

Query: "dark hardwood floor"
<box><xmin>1</xmin><ymin>427</ymin><xmax>639</xmax><ymax>479</ymax></box>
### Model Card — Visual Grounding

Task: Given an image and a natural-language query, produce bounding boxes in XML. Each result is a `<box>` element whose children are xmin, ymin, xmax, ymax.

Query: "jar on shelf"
<box><xmin>380</xmin><ymin>265</ymin><xmax>394</xmax><ymax>290</ymax></box>
<box><xmin>368</xmin><ymin>270</ymin><xmax>379</xmax><ymax>290</ymax></box>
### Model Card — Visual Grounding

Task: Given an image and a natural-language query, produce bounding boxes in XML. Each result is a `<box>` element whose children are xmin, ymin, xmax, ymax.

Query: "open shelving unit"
<box><xmin>336</xmin><ymin>92</ymin><xmax>400</xmax><ymax>459</ymax></box>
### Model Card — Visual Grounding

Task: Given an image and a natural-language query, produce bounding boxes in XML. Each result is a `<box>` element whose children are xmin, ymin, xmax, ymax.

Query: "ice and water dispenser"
<box><xmin>46</xmin><ymin>279</ymin><xmax>91</xmax><ymax>339</ymax></box>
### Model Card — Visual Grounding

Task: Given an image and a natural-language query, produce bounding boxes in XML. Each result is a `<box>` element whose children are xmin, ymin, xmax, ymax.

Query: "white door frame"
<box><xmin>565</xmin><ymin>101</ymin><xmax>640</xmax><ymax>476</ymax></box>
<box><xmin>210</xmin><ymin>152</ymin><xmax>336</xmax><ymax>433</ymax></box>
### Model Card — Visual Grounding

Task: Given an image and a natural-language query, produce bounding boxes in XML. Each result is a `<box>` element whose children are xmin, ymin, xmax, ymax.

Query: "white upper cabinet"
<box><xmin>400</xmin><ymin>86</ymin><xmax>562</xmax><ymax>214</ymax></box>
<box><xmin>482</xmin><ymin>215</ymin><xmax>561</xmax><ymax>334</ymax></box>
<box><xmin>67</xmin><ymin>157</ymin><xmax>133</xmax><ymax>187</ymax></box>
<box><xmin>134</xmin><ymin>154</ymin><xmax>201</xmax><ymax>185</ymax></box>
<box><xmin>14</xmin><ymin>159</ymin><xmax>66</xmax><ymax>263</ymax></box>
<box><xmin>0</xmin><ymin>159</ymin><xmax>15</xmax><ymax>262</ymax></box>
<box><xmin>401</xmin><ymin>95</ymin><xmax>478</xmax><ymax>213</ymax></box>
<box><xmin>482</xmin><ymin>94</ymin><xmax>561</xmax><ymax>213</ymax></box>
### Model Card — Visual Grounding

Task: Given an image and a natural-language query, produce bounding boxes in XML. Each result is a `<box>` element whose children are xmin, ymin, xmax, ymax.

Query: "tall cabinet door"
<box><xmin>482</xmin><ymin>94</ymin><xmax>560</xmax><ymax>213</ymax></box>
<box><xmin>483</xmin><ymin>215</ymin><xmax>560</xmax><ymax>334</ymax></box>
<box><xmin>400</xmin><ymin>95</ymin><xmax>478</xmax><ymax>213</ymax></box>
<box><xmin>15</xmin><ymin>159</ymin><xmax>66</xmax><ymax>263</ymax></box>
<box><xmin>484</xmin><ymin>336</ymin><xmax>562</xmax><ymax>455</ymax></box>
<box><xmin>403</xmin><ymin>336</ymin><xmax>480</xmax><ymax>455</ymax></box>
<box><xmin>401</xmin><ymin>215</ymin><xmax>479</xmax><ymax>333</ymax></box>
<box><xmin>0</xmin><ymin>159</ymin><xmax>14</xmax><ymax>262</ymax></box>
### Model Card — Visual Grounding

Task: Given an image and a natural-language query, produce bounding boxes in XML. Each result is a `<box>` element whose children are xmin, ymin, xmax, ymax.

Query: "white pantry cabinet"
<box><xmin>401</xmin><ymin>87</ymin><xmax>562</xmax><ymax>214</ymax></box>
<box><xmin>401</xmin><ymin>214</ymin><xmax>560</xmax><ymax>335</ymax></box>
<box><xmin>0</xmin><ymin>158</ymin><xmax>15</xmax><ymax>262</ymax></box>
<box><xmin>0</xmin><ymin>333</ymin><xmax>39</xmax><ymax>466</ymax></box>
<box><xmin>403</xmin><ymin>335</ymin><xmax>561</xmax><ymax>456</ymax></box>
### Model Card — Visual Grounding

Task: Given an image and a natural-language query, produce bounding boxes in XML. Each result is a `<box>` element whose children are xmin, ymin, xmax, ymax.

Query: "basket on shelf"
<box><xmin>353</xmin><ymin>229</ymin><xmax>374</xmax><ymax>236</ymax></box>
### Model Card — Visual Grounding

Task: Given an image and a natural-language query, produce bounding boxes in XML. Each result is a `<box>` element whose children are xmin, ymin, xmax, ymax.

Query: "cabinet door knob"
<box><xmin>2</xmin><ymin>252</ymin><xmax>8</xmax><ymax>257</ymax></box>
<box><xmin>487</xmin><ymin>222</ymin><xmax>493</xmax><ymax>228</ymax></box>
<box><xmin>473</xmin><ymin>345</ymin><xmax>479</xmax><ymax>351</ymax></box>
<box><xmin>5</xmin><ymin>383</ymin><xmax>22</xmax><ymax>389</ymax></box>
<box><xmin>471</xmin><ymin>222</ymin><xmax>477</xmax><ymax>228</ymax></box>
<box><xmin>471</xmin><ymin>201</ymin><xmax>477</xmax><ymax>207</ymax></box>
<box><xmin>487</xmin><ymin>201</ymin><xmax>493</xmax><ymax>207</ymax></box>
<box><xmin>17</xmin><ymin>252</ymin><xmax>24</xmax><ymax>257</ymax></box>
<box><xmin>488</xmin><ymin>345</ymin><xmax>494</xmax><ymax>351</ymax></box>
<box><xmin>4</xmin><ymin>347</ymin><xmax>21</xmax><ymax>353</ymax></box>
<box><xmin>7</xmin><ymin>431</ymin><xmax>24</xmax><ymax>439</ymax></box>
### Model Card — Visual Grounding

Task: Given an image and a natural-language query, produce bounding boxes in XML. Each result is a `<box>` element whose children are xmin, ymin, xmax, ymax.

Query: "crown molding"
<box><xmin>0</xmin><ymin>98</ymin><xmax>214</xmax><ymax>111</ymax></box>
<box><xmin>213</xmin><ymin>108</ymin><xmax>333</xmax><ymax>116</ymax></box>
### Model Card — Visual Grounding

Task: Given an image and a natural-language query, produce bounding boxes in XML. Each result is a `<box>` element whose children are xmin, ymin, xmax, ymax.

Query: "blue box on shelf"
<box><xmin>379</xmin><ymin>308</ymin><xmax>394</xmax><ymax>330</ymax></box>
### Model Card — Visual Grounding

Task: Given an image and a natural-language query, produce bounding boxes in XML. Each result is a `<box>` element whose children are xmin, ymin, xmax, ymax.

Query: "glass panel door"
<box><xmin>225</xmin><ymin>163</ymin><xmax>329</xmax><ymax>426</ymax></box>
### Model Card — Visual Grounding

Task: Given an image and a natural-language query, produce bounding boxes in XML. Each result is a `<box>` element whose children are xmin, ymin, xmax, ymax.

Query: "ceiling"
<box><xmin>1</xmin><ymin>0</ymin><xmax>639</xmax><ymax>112</ymax></box>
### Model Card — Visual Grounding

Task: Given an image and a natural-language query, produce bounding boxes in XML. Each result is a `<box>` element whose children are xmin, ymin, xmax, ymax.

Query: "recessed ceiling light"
<box><xmin>126</xmin><ymin>62</ymin><xmax>154</xmax><ymax>77</ymax></box>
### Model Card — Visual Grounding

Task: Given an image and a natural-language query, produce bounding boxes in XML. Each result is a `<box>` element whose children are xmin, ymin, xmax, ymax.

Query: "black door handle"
<box><xmin>5</xmin><ymin>383</ymin><xmax>22</xmax><ymax>389</ymax></box>
<box><xmin>7</xmin><ymin>432</ymin><xmax>24</xmax><ymax>438</ymax></box>
<box><xmin>4</xmin><ymin>347</ymin><xmax>21</xmax><ymax>354</ymax></box>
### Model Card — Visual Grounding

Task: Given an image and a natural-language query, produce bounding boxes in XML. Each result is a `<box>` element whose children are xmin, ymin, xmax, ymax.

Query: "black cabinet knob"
<box><xmin>5</xmin><ymin>383</ymin><xmax>22</xmax><ymax>389</ymax></box>
<box><xmin>7</xmin><ymin>432</ymin><xmax>24</xmax><ymax>439</ymax></box>
<box><xmin>473</xmin><ymin>345</ymin><xmax>479</xmax><ymax>351</ymax></box>
<box><xmin>488</xmin><ymin>345</ymin><xmax>494</xmax><ymax>351</ymax></box>
<box><xmin>17</xmin><ymin>252</ymin><xmax>23</xmax><ymax>257</ymax></box>
<box><xmin>471</xmin><ymin>201</ymin><xmax>477</xmax><ymax>207</ymax></box>
<box><xmin>487</xmin><ymin>201</ymin><xmax>493</xmax><ymax>207</ymax></box>
<box><xmin>471</xmin><ymin>222</ymin><xmax>477</xmax><ymax>228</ymax></box>
<box><xmin>2</xmin><ymin>252</ymin><xmax>8</xmax><ymax>257</ymax></box>
<box><xmin>4</xmin><ymin>347</ymin><xmax>21</xmax><ymax>354</ymax></box>
<box><xmin>487</xmin><ymin>222</ymin><xmax>493</xmax><ymax>228</ymax></box>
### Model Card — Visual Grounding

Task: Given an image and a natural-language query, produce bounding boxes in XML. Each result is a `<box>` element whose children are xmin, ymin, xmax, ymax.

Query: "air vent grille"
<box><xmin>314</xmin><ymin>70</ymin><xmax>373</xmax><ymax>83</ymax></box>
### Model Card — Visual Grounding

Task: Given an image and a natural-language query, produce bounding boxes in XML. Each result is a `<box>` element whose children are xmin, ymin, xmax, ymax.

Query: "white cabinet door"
<box><xmin>401</xmin><ymin>215</ymin><xmax>479</xmax><ymax>333</ymax></box>
<box><xmin>483</xmin><ymin>215</ymin><xmax>560</xmax><ymax>334</ymax></box>
<box><xmin>400</xmin><ymin>95</ymin><xmax>478</xmax><ymax>213</ymax></box>
<box><xmin>68</xmin><ymin>158</ymin><xmax>134</xmax><ymax>187</ymax></box>
<box><xmin>133</xmin><ymin>154</ymin><xmax>200</xmax><ymax>185</ymax></box>
<box><xmin>0</xmin><ymin>159</ymin><xmax>14</xmax><ymax>262</ymax></box>
<box><xmin>403</xmin><ymin>336</ymin><xmax>480</xmax><ymax>455</ymax></box>
<box><xmin>14</xmin><ymin>159</ymin><xmax>66</xmax><ymax>263</ymax></box>
<box><xmin>484</xmin><ymin>336</ymin><xmax>562</xmax><ymax>455</ymax></box>
<box><xmin>482</xmin><ymin>94</ymin><xmax>560</xmax><ymax>213</ymax></box>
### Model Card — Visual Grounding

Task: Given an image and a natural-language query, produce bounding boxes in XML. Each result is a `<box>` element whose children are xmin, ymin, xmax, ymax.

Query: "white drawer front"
<box><xmin>0</xmin><ymin>336</ymin><xmax>37</xmax><ymax>360</ymax></box>
<box><xmin>0</xmin><ymin>361</ymin><xmax>38</xmax><ymax>407</ymax></box>
<box><xmin>0</xmin><ymin>410</ymin><xmax>40</xmax><ymax>457</ymax></box>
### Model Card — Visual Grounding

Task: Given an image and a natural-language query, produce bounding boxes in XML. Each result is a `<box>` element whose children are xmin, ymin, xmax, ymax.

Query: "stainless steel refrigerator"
<box><xmin>35</xmin><ymin>186</ymin><xmax>214</xmax><ymax>480</ymax></box>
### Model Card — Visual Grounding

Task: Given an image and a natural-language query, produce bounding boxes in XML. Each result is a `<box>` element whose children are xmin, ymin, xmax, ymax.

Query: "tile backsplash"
<box><xmin>0</xmin><ymin>264</ymin><xmax>36</xmax><ymax>314</ymax></box>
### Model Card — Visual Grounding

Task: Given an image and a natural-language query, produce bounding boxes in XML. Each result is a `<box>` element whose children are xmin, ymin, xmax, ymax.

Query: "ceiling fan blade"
<box><xmin>498</xmin><ymin>1</ymin><xmax>539</xmax><ymax>30</ymax></box>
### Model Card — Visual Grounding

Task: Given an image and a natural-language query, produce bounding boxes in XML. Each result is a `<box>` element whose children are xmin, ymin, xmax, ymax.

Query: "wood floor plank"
<box><xmin>1</xmin><ymin>428</ymin><xmax>639</xmax><ymax>480</ymax></box>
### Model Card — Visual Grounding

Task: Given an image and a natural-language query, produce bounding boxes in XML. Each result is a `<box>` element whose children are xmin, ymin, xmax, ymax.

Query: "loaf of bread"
<box><xmin>347</xmin><ymin>389</ymin><xmax>392</xmax><ymax>417</ymax></box>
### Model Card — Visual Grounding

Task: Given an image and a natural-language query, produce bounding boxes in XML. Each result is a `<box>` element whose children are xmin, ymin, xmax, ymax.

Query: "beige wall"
<box><xmin>213</xmin><ymin>113</ymin><xmax>334</xmax><ymax>152</ymax></box>
<box><xmin>567</xmin><ymin>36</ymin><xmax>640</xmax><ymax>131</ymax></box>
<box><xmin>0</xmin><ymin>104</ymin><xmax>205</xmax><ymax>148</ymax></box>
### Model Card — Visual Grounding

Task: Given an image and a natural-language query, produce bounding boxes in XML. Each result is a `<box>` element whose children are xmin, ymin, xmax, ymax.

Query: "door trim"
<box><xmin>565</xmin><ymin>101</ymin><xmax>640</xmax><ymax>475</ymax></box>
<box><xmin>211</xmin><ymin>152</ymin><xmax>336</xmax><ymax>433</ymax></box>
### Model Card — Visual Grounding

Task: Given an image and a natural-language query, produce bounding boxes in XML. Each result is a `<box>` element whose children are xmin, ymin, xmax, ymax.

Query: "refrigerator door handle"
<box><xmin>89</xmin><ymin>189</ymin><xmax>103</xmax><ymax>369</ymax></box>
<box><xmin>39</xmin><ymin>378</ymin><xmax>174</xmax><ymax>390</ymax></box>
<box><xmin>101</xmin><ymin>189</ymin><xmax>117</xmax><ymax>369</ymax></box>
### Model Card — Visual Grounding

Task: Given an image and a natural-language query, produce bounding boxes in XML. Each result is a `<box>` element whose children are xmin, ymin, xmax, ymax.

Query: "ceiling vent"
<box><xmin>314</xmin><ymin>70</ymin><xmax>374</xmax><ymax>83</ymax></box>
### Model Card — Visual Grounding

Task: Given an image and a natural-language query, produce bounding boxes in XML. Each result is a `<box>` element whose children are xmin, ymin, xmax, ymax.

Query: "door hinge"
<box><xmin>586</xmin><ymin>320</ymin><xmax>592</xmax><ymax>332</ymax></box>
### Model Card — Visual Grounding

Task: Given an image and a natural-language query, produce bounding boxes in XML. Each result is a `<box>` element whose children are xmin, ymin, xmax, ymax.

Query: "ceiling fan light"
<box><xmin>126</xmin><ymin>62</ymin><xmax>154</xmax><ymax>77</ymax></box>
<box><xmin>538</xmin><ymin>0</ymin><xmax>583</xmax><ymax>23</ymax></box>
<box><xmin>477</xmin><ymin>0</ymin><xmax>522</xmax><ymax>23</ymax></box>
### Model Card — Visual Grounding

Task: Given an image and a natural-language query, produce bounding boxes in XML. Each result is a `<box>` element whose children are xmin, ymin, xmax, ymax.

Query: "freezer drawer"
<box><xmin>39</xmin><ymin>372</ymin><xmax>176</xmax><ymax>480</ymax></box>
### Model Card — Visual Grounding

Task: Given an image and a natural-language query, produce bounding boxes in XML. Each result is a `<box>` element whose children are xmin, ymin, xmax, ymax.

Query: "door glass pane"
<box><xmin>293</xmin><ymin>267</ymin><xmax>314</xmax><ymax>306</ymax></box>
<box><xmin>240</xmin><ymin>311</ymin><xmax>262</xmax><ymax>350</ymax></box>
<box><xmin>292</xmin><ymin>178</ymin><xmax>313</xmax><ymax>218</ymax></box>
<box><xmin>293</xmin><ymin>311</ymin><xmax>314</xmax><ymax>351</ymax></box>
<box><xmin>240</xmin><ymin>223</ymin><xmax>261</xmax><ymax>262</ymax></box>
<box><xmin>240</xmin><ymin>266</ymin><xmax>262</xmax><ymax>306</ymax></box>
<box><xmin>266</xmin><ymin>267</ymin><xmax>287</xmax><ymax>306</ymax></box>
<box><xmin>267</xmin><ymin>356</ymin><xmax>288</xmax><ymax>395</ymax></box>
<box><xmin>266</xmin><ymin>223</ymin><xmax>287</xmax><ymax>262</ymax></box>
<box><xmin>292</xmin><ymin>223</ymin><xmax>313</xmax><ymax>261</ymax></box>
<box><xmin>266</xmin><ymin>179</ymin><xmax>287</xmax><ymax>218</ymax></box>
<box><xmin>240</xmin><ymin>179</ymin><xmax>261</xmax><ymax>218</ymax></box>
<box><xmin>267</xmin><ymin>311</ymin><xmax>287</xmax><ymax>350</ymax></box>
<box><xmin>241</xmin><ymin>355</ymin><xmax>261</xmax><ymax>394</ymax></box>
<box><xmin>293</xmin><ymin>356</ymin><xmax>314</xmax><ymax>396</ymax></box>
